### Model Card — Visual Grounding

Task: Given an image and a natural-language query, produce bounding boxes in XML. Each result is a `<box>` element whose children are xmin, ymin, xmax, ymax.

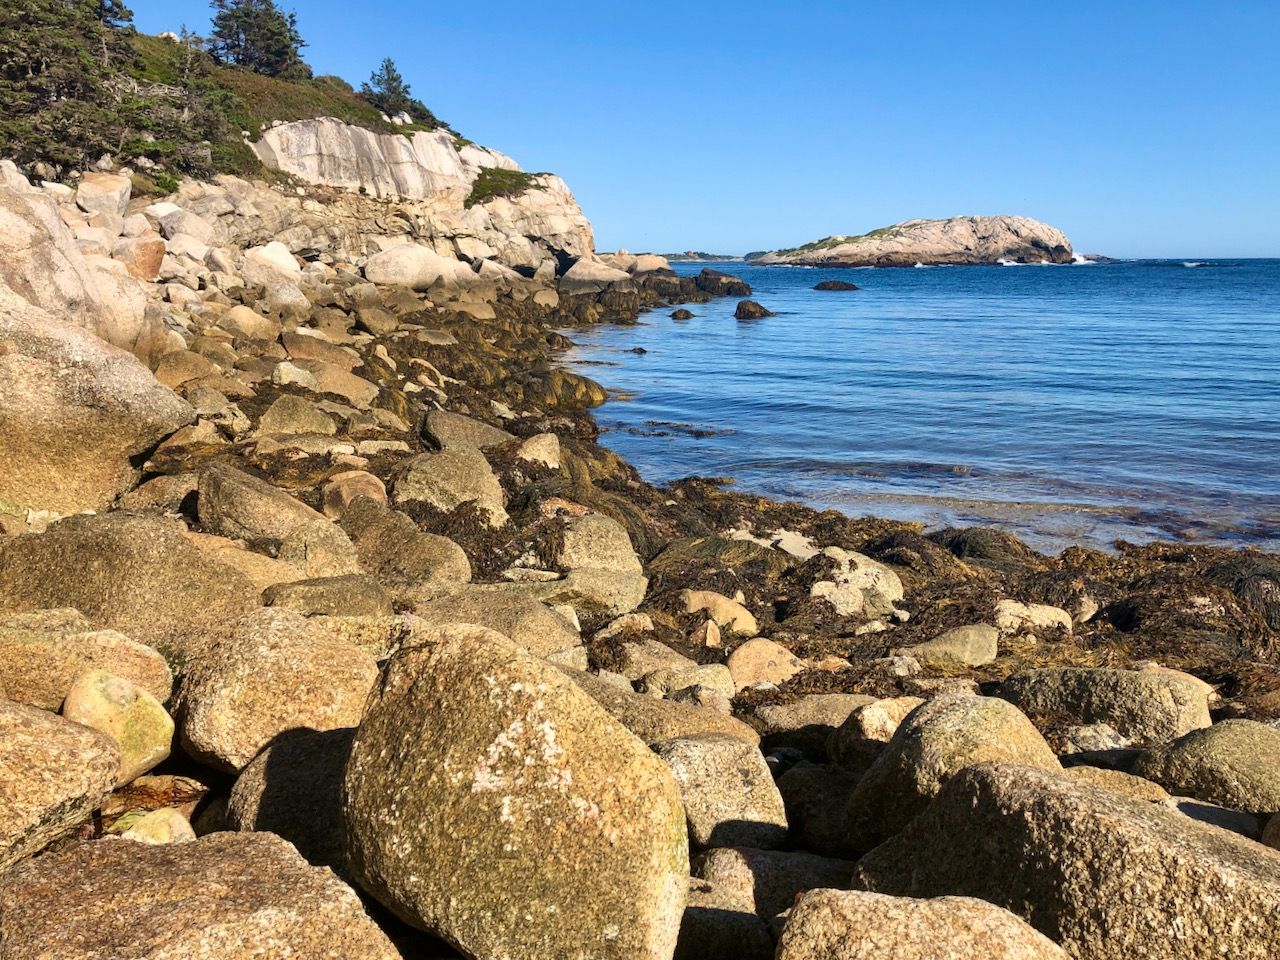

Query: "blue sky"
<box><xmin>128</xmin><ymin>1</ymin><xmax>1279</xmax><ymax>258</ymax></box>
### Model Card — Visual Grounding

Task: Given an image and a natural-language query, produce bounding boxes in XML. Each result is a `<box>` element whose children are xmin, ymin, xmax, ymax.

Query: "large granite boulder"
<box><xmin>363</xmin><ymin>243</ymin><xmax>474</xmax><ymax>290</ymax></box>
<box><xmin>392</xmin><ymin>447</ymin><xmax>509</xmax><ymax>528</ymax></box>
<box><xmin>0</xmin><ymin>289</ymin><xmax>192</xmax><ymax>514</ymax></box>
<box><xmin>177</xmin><ymin>608</ymin><xmax>379</xmax><ymax>773</ymax></box>
<box><xmin>197</xmin><ymin>463</ymin><xmax>361</xmax><ymax>578</ymax></box>
<box><xmin>845</xmin><ymin>695</ymin><xmax>1059</xmax><ymax>852</ymax></box>
<box><xmin>854</xmin><ymin>763</ymin><xmax>1280</xmax><ymax>960</ymax></box>
<box><xmin>1000</xmin><ymin>667</ymin><xmax>1212</xmax><ymax>744</ymax></box>
<box><xmin>0</xmin><ymin>608</ymin><xmax>172</xmax><ymax>710</ymax></box>
<box><xmin>1131</xmin><ymin>719</ymin><xmax>1280</xmax><ymax>814</ymax></box>
<box><xmin>344</xmin><ymin>624</ymin><xmax>689</xmax><ymax>960</ymax></box>
<box><xmin>0</xmin><ymin>699</ymin><xmax>119</xmax><ymax>870</ymax></box>
<box><xmin>776</xmin><ymin>890</ymin><xmax>1071</xmax><ymax>960</ymax></box>
<box><xmin>407</xmin><ymin>585</ymin><xmax>583</xmax><ymax>661</ymax></box>
<box><xmin>0</xmin><ymin>512</ymin><xmax>261</xmax><ymax>663</ymax></box>
<box><xmin>0</xmin><ymin>832</ymin><xmax>400</xmax><ymax>959</ymax></box>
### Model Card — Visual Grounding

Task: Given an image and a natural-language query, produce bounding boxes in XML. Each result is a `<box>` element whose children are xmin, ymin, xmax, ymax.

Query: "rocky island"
<box><xmin>1</xmin><ymin>6</ymin><xmax>1279</xmax><ymax>960</ymax></box>
<box><xmin>750</xmin><ymin>215</ymin><xmax>1075</xmax><ymax>267</ymax></box>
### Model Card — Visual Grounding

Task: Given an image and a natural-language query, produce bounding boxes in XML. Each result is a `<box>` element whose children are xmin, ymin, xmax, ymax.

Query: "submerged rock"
<box><xmin>813</xmin><ymin>279</ymin><xmax>860</xmax><ymax>291</ymax></box>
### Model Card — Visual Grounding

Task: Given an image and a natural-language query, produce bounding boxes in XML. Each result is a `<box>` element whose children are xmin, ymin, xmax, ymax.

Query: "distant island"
<box><xmin>749</xmin><ymin>215</ymin><xmax>1075</xmax><ymax>267</ymax></box>
<box><xmin>661</xmin><ymin>251</ymin><xmax>744</xmax><ymax>262</ymax></box>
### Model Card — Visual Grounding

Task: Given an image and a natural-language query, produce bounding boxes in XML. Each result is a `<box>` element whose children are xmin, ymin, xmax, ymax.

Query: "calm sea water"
<box><xmin>563</xmin><ymin>259</ymin><xmax>1280</xmax><ymax>552</ymax></box>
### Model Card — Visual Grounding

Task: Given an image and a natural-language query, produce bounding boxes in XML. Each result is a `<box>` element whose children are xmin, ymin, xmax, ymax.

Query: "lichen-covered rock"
<box><xmin>0</xmin><ymin>699</ymin><xmax>119</xmax><ymax>870</ymax></box>
<box><xmin>0</xmin><ymin>289</ymin><xmax>192</xmax><ymax>514</ymax></box>
<box><xmin>177</xmin><ymin>608</ymin><xmax>378</xmax><ymax>772</ymax></box>
<box><xmin>845</xmin><ymin>695</ymin><xmax>1059</xmax><ymax>852</ymax></box>
<box><xmin>197</xmin><ymin>463</ymin><xmax>361</xmax><ymax>578</ymax></box>
<box><xmin>0</xmin><ymin>832</ymin><xmax>400</xmax><ymax>959</ymax></box>
<box><xmin>776</xmin><ymin>890</ymin><xmax>1071</xmax><ymax>960</ymax></box>
<box><xmin>854</xmin><ymin>763</ymin><xmax>1280</xmax><ymax>960</ymax></box>
<box><xmin>0</xmin><ymin>512</ymin><xmax>260</xmax><ymax>662</ymax></box>
<box><xmin>1000</xmin><ymin>667</ymin><xmax>1212</xmax><ymax>744</ymax></box>
<box><xmin>344</xmin><ymin>625</ymin><xmax>689</xmax><ymax>960</ymax></box>
<box><xmin>1131</xmin><ymin>719</ymin><xmax>1280</xmax><ymax>814</ymax></box>
<box><xmin>62</xmin><ymin>669</ymin><xmax>173</xmax><ymax>786</ymax></box>
<box><xmin>654</xmin><ymin>734</ymin><xmax>788</xmax><ymax>849</ymax></box>
<box><xmin>0</xmin><ymin>609</ymin><xmax>172</xmax><ymax>710</ymax></box>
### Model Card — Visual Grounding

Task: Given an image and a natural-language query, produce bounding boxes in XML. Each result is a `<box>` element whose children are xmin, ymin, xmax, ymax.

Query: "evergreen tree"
<box><xmin>0</xmin><ymin>0</ymin><xmax>128</xmax><ymax>172</ymax></box>
<box><xmin>208</xmin><ymin>0</ymin><xmax>308</xmax><ymax>78</ymax></box>
<box><xmin>94</xmin><ymin>0</ymin><xmax>135</xmax><ymax>29</ymax></box>
<box><xmin>360</xmin><ymin>56</ymin><xmax>439</xmax><ymax>126</ymax></box>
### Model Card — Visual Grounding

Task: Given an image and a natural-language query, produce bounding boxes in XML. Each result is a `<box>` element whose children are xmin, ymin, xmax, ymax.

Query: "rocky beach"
<box><xmin>2</xmin><ymin>12</ymin><xmax>1280</xmax><ymax>960</ymax></box>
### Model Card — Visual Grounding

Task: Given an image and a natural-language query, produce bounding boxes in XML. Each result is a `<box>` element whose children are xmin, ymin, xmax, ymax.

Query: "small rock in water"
<box><xmin>735</xmin><ymin>299</ymin><xmax>775</xmax><ymax>320</ymax></box>
<box><xmin>813</xmin><ymin>279</ymin><xmax>859</xmax><ymax>291</ymax></box>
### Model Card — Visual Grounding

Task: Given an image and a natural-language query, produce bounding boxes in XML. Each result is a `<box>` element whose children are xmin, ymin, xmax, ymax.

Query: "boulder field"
<box><xmin>0</xmin><ymin>155</ymin><xmax>1279</xmax><ymax>960</ymax></box>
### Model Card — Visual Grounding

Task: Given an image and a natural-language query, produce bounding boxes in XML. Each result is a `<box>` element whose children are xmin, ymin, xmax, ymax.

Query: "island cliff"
<box><xmin>751</xmin><ymin>215</ymin><xmax>1074</xmax><ymax>267</ymax></box>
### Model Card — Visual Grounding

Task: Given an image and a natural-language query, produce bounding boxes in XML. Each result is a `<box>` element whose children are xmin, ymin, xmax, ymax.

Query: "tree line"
<box><xmin>0</xmin><ymin>0</ymin><xmax>439</xmax><ymax>177</ymax></box>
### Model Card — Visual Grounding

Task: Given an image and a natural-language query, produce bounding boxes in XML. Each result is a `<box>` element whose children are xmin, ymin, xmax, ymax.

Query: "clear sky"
<box><xmin>128</xmin><ymin>1</ymin><xmax>1279</xmax><ymax>258</ymax></box>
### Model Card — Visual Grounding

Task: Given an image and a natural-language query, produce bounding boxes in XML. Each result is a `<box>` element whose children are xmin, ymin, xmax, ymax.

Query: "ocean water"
<box><xmin>562</xmin><ymin>259</ymin><xmax>1280</xmax><ymax>553</ymax></box>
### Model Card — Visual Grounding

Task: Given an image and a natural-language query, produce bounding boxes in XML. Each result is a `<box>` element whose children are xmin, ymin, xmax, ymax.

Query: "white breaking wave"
<box><xmin>1183</xmin><ymin>261</ymin><xmax>1204</xmax><ymax>268</ymax></box>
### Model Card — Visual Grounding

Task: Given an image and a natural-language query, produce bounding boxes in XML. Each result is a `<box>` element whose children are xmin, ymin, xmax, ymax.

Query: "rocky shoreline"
<box><xmin>2</xmin><ymin>162</ymin><xmax>1280</xmax><ymax>960</ymax></box>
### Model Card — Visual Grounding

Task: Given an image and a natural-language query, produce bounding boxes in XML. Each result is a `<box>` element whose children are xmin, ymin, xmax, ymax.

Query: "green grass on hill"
<box><xmin>465</xmin><ymin>167</ymin><xmax>545</xmax><ymax>208</ymax></box>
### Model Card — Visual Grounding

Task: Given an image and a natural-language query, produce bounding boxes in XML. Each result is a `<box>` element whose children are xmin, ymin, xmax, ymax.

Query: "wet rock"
<box><xmin>854</xmin><ymin>762</ymin><xmax>1280</xmax><ymax>960</ymax></box>
<box><xmin>0</xmin><ymin>832</ymin><xmax>400</xmax><ymax>959</ymax></box>
<box><xmin>62</xmin><ymin>669</ymin><xmax>173</xmax><ymax>786</ymax></box>
<box><xmin>695</xmin><ymin>268</ymin><xmax>752</xmax><ymax>298</ymax></box>
<box><xmin>0</xmin><ymin>699</ymin><xmax>119</xmax><ymax>870</ymax></box>
<box><xmin>0</xmin><ymin>512</ymin><xmax>260</xmax><ymax>662</ymax></box>
<box><xmin>671</xmin><ymin>309</ymin><xmax>695</xmax><ymax>320</ymax></box>
<box><xmin>735</xmin><ymin>300</ymin><xmax>775</xmax><ymax>320</ymax></box>
<box><xmin>0</xmin><ymin>609</ymin><xmax>172</xmax><ymax>710</ymax></box>
<box><xmin>227</xmin><ymin>727</ymin><xmax>354</xmax><ymax>871</ymax></box>
<box><xmin>900</xmin><ymin>623</ymin><xmax>998</xmax><ymax>667</ymax></box>
<box><xmin>728</xmin><ymin>638</ymin><xmax>804</xmax><ymax>690</ymax></box>
<box><xmin>1000</xmin><ymin>666</ymin><xmax>1212</xmax><ymax>745</ymax></box>
<box><xmin>654</xmin><ymin>734</ymin><xmax>788</xmax><ymax>849</ymax></box>
<box><xmin>393</xmin><ymin>447</ymin><xmax>509</xmax><ymax>528</ymax></box>
<box><xmin>777</xmin><ymin>889</ymin><xmax>1070</xmax><ymax>960</ymax></box>
<box><xmin>813</xmin><ymin>280</ymin><xmax>860</xmax><ymax>291</ymax></box>
<box><xmin>197</xmin><ymin>463</ymin><xmax>361</xmax><ymax>578</ymax></box>
<box><xmin>177</xmin><ymin>608</ymin><xmax>379</xmax><ymax>772</ymax></box>
<box><xmin>339</xmin><ymin>497</ymin><xmax>471</xmax><ymax>586</ymax></box>
<box><xmin>0</xmin><ymin>292</ymin><xmax>192</xmax><ymax>513</ymax></box>
<box><xmin>263</xmin><ymin>574</ymin><xmax>394</xmax><ymax>617</ymax></box>
<box><xmin>1131</xmin><ymin>719</ymin><xmax>1280</xmax><ymax>813</ymax></box>
<box><xmin>846</xmin><ymin>695</ymin><xmax>1060</xmax><ymax>853</ymax></box>
<box><xmin>344</xmin><ymin>624</ymin><xmax>689</xmax><ymax>960</ymax></box>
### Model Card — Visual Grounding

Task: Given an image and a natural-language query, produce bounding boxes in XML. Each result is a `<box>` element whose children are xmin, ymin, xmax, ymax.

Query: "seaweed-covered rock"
<box><xmin>393</xmin><ymin>446</ymin><xmax>509</xmax><ymax>528</ymax></box>
<box><xmin>344</xmin><ymin>624</ymin><xmax>689</xmax><ymax>960</ymax></box>
<box><xmin>854</xmin><ymin>763</ymin><xmax>1280</xmax><ymax>960</ymax></box>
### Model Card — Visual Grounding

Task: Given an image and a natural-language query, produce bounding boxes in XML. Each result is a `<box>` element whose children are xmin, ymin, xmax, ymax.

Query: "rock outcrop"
<box><xmin>752</xmin><ymin>216</ymin><xmax>1073</xmax><ymax>267</ymax></box>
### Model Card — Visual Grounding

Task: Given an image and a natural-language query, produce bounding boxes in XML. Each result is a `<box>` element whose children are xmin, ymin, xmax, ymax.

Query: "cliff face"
<box><xmin>250</xmin><ymin>118</ymin><xmax>595</xmax><ymax>267</ymax></box>
<box><xmin>753</xmin><ymin>216</ymin><xmax>1074</xmax><ymax>267</ymax></box>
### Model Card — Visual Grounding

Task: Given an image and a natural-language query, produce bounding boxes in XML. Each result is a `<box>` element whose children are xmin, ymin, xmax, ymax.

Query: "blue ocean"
<box><xmin>564</xmin><ymin>259</ymin><xmax>1280</xmax><ymax>552</ymax></box>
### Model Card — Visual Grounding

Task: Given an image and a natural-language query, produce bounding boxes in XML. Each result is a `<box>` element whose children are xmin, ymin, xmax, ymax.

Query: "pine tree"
<box><xmin>360</xmin><ymin>56</ymin><xmax>440</xmax><ymax>126</ymax></box>
<box><xmin>208</xmin><ymin>0</ymin><xmax>308</xmax><ymax>78</ymax></box>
